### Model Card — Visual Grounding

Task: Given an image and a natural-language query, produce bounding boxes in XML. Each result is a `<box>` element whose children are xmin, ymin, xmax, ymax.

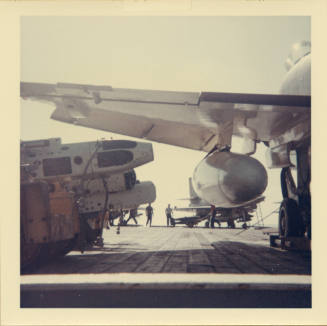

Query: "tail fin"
<box><xmin>189</xmin><ymin>178</ymin><xmax>199</xmax><ymax>202</ymax></box>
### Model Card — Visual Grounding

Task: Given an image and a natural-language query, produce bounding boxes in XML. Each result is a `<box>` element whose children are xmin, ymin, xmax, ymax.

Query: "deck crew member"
<box><xmin>146</xmin><ymin>203</ymin><xmax>153</xmax><ymax>227</ymax></box>
<box><xmin>126</xmin><ymin>208</ymin><xmax>138</xmax><ymax>225</ymax></box>
<box><xmin>165</xmin><ymin>204</ymin><xmax>173</xmax><ymax>226</ymax></box>
<box><xmin>210</xmin><ymin>205</ymin><xmax>220</xmax><ymax>228</ymax></box>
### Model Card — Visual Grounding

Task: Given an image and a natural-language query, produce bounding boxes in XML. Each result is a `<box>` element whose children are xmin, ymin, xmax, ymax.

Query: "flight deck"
<box><xmin>21</xmin><ymin>225</ymin><xmax>311</xmax><ymax>308</ymax></box>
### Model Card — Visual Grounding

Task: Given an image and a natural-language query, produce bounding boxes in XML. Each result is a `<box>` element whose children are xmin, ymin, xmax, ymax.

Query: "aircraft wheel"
<box><xmin>279</xmin><ymin>198</ymin><xmax>302</xmax><ymax>237</ymax></box>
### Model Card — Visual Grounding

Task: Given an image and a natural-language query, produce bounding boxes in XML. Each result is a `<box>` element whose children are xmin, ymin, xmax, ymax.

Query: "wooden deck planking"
<box><xmin>205</xmin><ymin>228</ymin><xmax>311</xmax><ymax>274</ymax></box>
<box><xmin>88</xmin><ymin>227</ymin><xmax>173</xmax><ymax>273</ymax></box>
<box><xmin>211</xmin><ymin>242</ymin><xmax>266</xmax><ymax>273</ymax></box>
<box><xmin>134</xmin><ymin>231</ymin><xmax>183</xmax><ymax>273</ymax></box>
<box><xmin>193</xmin><ymin>231</ymin><xmax>241</xmax><ymax>273</ymax></box>
<box><xmin>230</xmin><ymin>242</ymin><xmax>311</xmax><ymax>274</ymax></box>
<box><xmin>187</xmin><ymin>230</ymin><xmax>215</xmax><ymax>273</ymax></box>
<box><xmin>24</xmin><ymin>226</ymin><xmax>311</xmax><ymax>275</ymax></box>
<box><xmin>160</xmin><ymin>229</ymin><xmax>191</xmax><ymax>273</ymax></box>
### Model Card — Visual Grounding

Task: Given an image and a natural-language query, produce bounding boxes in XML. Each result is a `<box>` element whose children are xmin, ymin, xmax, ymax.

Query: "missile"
<box><xmin>192</xmin><ymin>151</ymin><xmax>267</xmax><ymax>208</ymax></box>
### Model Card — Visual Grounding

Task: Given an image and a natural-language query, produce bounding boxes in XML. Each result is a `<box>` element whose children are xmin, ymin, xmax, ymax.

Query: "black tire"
<box><xmin>278</xmin><ymin>198</ymin><xmax>302</xmax><ymax>237</ymax></box>
<box><xmin>280</xmin><ymin>168</ymin><xmax>289</xmax><ymax>199</ymax></box>
<box><xmin>205</xmin><ymin>221</ymin><xmax>209</xmax><ymax>228</ymax></box>
<box><xmin>270</xmin><ymin>235</ymin><xmax>278</xmax><ymax>247</ymax></box>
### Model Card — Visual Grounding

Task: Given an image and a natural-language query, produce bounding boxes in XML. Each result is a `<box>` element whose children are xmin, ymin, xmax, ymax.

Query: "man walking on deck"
<box><xmin>165</xmin><ymin>204</ymin><xmax>173</xmax><ymax>226</ymax></box>
<box><xmin>146</xmin><ymin>203</ymin><xmax>153</xmax><ymax>227</ymax></box>
<box><xmin>126</xmin><ymin>208</ymin><xmax>138</xmax><ymax>225</ymax></box>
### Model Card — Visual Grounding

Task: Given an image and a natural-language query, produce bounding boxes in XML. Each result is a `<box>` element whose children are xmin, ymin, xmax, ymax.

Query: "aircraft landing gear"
<box><xmin>278</xmin><ymin>198</ymin><xmax>304</xmax><ymax>237</ymax></box>
<box><xmin>271</xmin><ymin>143</ymin><xmax>311</xmax><ymax>250</ymax></box>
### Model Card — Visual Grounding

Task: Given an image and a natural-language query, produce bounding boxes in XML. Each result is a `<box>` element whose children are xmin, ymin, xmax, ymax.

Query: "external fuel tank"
<box><xmin>193</xmin><ymin>151</ymin><xmax>267</xmax><ymax>208</ymax></box>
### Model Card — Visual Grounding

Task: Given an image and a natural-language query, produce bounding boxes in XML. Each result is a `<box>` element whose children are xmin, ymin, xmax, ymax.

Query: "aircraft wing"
<box><xmin>21</xmin><ymin>82</ymin><xmax>310</xmax><ymax>153</ymax></box>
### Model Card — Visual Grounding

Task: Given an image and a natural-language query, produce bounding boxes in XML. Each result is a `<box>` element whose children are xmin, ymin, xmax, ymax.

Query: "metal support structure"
<box><xmin>255</xmin><ymin>203</ymin><xmax>264</xmax><ymax>227</ymax></box>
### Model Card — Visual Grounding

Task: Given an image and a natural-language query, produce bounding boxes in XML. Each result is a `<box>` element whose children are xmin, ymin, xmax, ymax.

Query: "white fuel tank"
<box><xmin>193</xmin><ymin>151</ymin><xmax>267</xmax><ymax>208</ymax></box>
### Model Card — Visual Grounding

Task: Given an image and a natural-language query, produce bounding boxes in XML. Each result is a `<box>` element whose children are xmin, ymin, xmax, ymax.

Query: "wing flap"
<box><xmin>51</xmin><ymin>105</ymin><xmax>218</xmax><ymax>151</ymax></box>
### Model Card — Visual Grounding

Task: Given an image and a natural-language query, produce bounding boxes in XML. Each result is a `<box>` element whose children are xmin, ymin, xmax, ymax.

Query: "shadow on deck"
<box><xmin>23</xmin><ymin>240</ymin><xmax>311</xmax><ymax>275</ymax></box>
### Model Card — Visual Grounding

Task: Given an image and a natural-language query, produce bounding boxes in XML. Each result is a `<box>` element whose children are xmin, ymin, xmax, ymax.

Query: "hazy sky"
<box><xmin>20</xmin><ymin>16</ymin><xmax>310</xmax><ymax>226</ymax></box>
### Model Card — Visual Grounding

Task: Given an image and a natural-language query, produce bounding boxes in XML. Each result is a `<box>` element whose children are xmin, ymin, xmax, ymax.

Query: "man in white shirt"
<box><xmin>165</xmin><ymin>204</ymin><xmax>173</xmax><ymax>226</ymax></box>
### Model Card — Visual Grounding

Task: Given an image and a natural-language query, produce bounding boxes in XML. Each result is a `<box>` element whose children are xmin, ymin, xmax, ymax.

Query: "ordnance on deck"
<box><xmin>77</xmin><ymin>178</ymin><xmax>156</xmax><ymax>240</ymax></box>
<box><xmin>81</xmin><ymin>180</ymin><xmax>156</xmax><ymax>227</ymax></box>
<box><xmin>21</xmin><ymin>138</ymin><xmax>156</xmax><ymax>270</ymax></box>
